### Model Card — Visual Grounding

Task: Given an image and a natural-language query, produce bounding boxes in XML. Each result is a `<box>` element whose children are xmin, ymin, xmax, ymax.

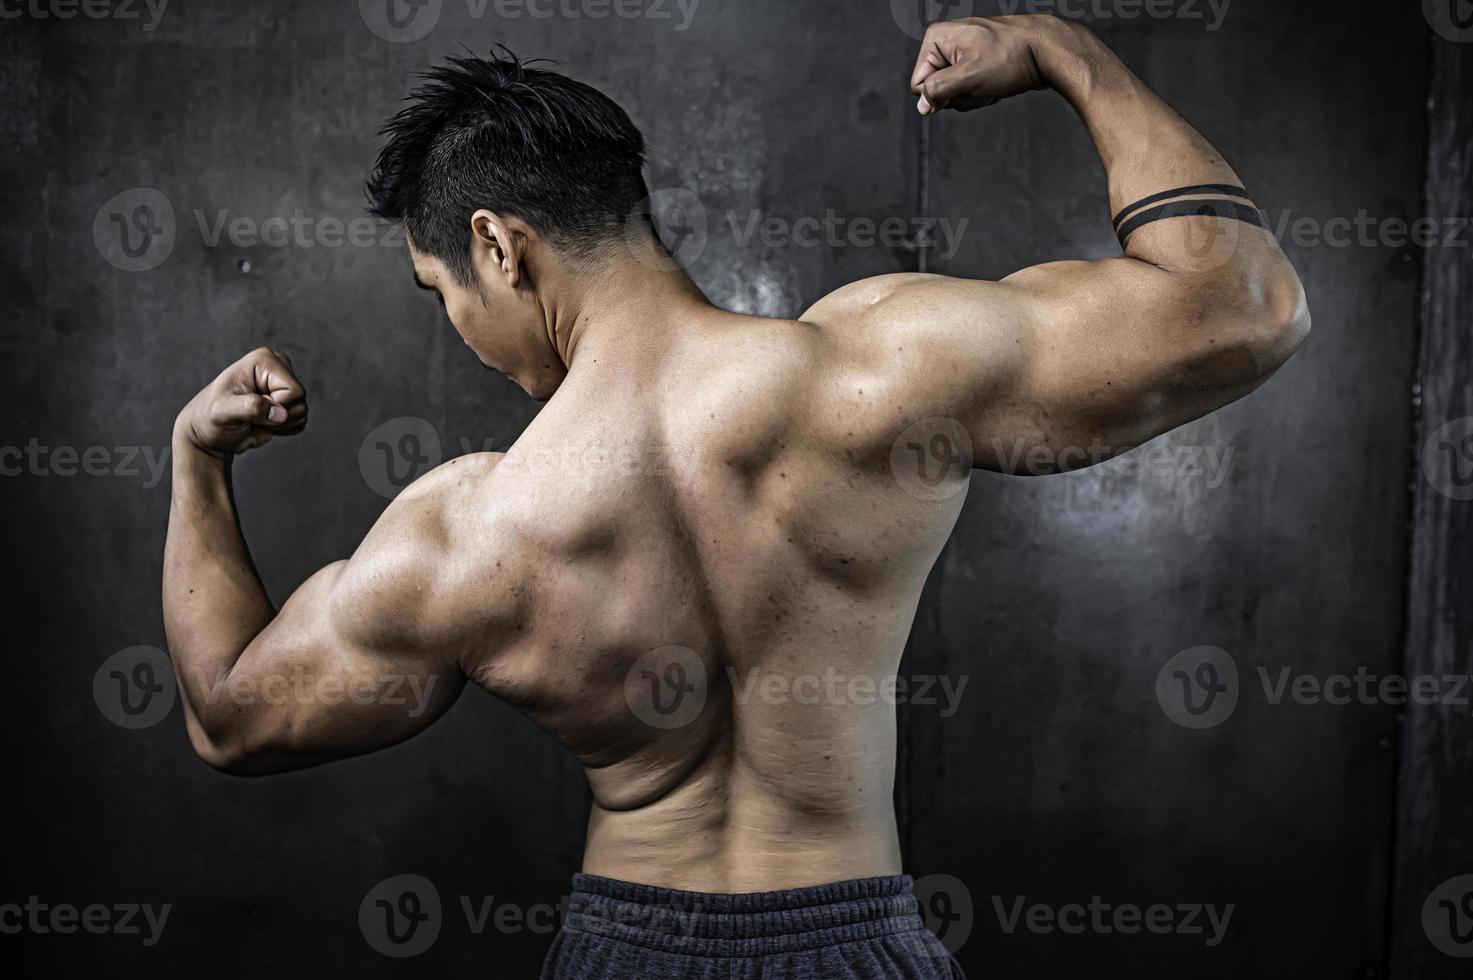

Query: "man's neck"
<box><xmin>548</xmin><ymin>240</ymin><xmax>714</xmax><ymax>371</ymax></box>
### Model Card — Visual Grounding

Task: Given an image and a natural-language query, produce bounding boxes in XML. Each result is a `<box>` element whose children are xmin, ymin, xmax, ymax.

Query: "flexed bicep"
<box><xmin>171</xmin><ymin>456</ymin><xmax>522</xmax><ymax>775</ymax></box>
<box><xmin>803</xmin><ymin>14</ymin><xmax>1307</xmax><ymax>478</ymax></box>
<box><xmin>805</xmin><ymin>255</ymin><xmax>1302</xmax><ymax>477</ymax></box>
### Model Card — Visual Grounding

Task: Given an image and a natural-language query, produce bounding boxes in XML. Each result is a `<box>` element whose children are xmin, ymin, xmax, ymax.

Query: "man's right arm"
<box><xmin>162</xmin><ymin>349</ymin><xmax>515</xmax><ymax>774</ymax></box>
<box><xmin>805</xmin><ymin>16</ymin><xmax>1309</xmax><ymax>473</ymax></box>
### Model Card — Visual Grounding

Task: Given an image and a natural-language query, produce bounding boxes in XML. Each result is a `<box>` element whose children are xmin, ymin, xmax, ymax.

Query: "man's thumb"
<box><xmin>215</xmin><ymin>393</ymin><xmax>285</xmax><ymax>426</ymax></box>
<box><xmin>917</xmin><ymin>65</ymin><xmax>968</xmax><ymax>115</ymax></box>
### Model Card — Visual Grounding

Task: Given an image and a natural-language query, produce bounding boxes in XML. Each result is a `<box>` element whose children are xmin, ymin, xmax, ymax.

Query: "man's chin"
<box><xmin>517</xmin><ymin>369</ymin><xmax>565</xmax><ymax>403</ymax></box>
<box><xmin>522</xmin><ymin>380</ymin><xmax>555</xmax><ymax>403</ymax></box>
<box><xmin>477</xmin><ymin>356</ymin><xmax>558</xmax><ymax>401</ymax></box>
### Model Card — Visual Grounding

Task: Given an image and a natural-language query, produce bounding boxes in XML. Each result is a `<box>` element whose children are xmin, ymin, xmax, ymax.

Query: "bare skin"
<box><xmin>164</xmin><ymin>17</ymin><xmax>1309</xmax><ymax>892</ymax></box>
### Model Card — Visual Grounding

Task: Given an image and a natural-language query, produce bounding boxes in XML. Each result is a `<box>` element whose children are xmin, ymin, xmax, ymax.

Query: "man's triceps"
<box><xmin>980</xmin><ymin>257</ymin><xmax>1294</xmax><ymax>472</ymax></box>
<box><xmin>186</xmin><ymin>544</ymin><xmax>469</xmax><ymax>774</ymax></box>
<box><xmin>835</xmin><ymin>259</ymin><xmax>1296</xmax><ymax>478</ymax></box>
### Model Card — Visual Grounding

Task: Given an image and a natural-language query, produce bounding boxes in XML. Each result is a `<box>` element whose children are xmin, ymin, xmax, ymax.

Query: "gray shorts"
<box><xmin>540</xmin><ymin>872</ymin><xmax>966</xmax><ymax>979</ymax></box>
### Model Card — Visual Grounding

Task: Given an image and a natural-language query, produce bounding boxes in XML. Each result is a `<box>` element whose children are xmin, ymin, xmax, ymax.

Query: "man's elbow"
<box><xmin>1206</xmin><ymin>264</ymin><xmax>1311</xmax><ymax>383</ymax></box>
<box><xmin>1253</xmin><ymin>270</ymin><xmax>1312</xmax><ymax>371</ymax></box>
<box><xmin>185</xmin><ymin>714</ymin><xmax>281</xmax><ymax>776</ymax></box>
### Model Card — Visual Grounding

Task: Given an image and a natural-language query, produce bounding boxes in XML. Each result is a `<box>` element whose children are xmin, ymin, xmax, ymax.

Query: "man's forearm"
<box><xmin>163</xmin><ymin>424</ymin><xmax>274</xmax><ymax>724</ymax></box>
<box><xmin>1040</xmin><ymin>24</ymin><xmax>1241</xmax><ymax>199</ymax></box>
<box><xmin>1035</xmin><ymin>21</ymin><xmax>1276</xmax><ymax>272</ymax></box>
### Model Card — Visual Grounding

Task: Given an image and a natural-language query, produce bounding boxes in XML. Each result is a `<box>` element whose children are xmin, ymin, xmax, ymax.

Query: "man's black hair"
<box><xmin>366</xmin><ymin>48</ymin><xmax>650</xmax><ymax>284</ymax></box>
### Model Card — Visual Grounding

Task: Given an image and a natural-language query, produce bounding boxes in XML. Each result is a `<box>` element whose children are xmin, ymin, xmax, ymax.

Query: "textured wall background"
<box><xmin>1</xmin><ymin>1</ymin><xmax>1465</xmax><ymax>977</ymax></box>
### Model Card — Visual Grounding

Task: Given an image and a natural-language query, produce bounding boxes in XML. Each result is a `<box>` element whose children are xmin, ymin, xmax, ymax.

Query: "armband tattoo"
<box><xmin>1112</xmin><ymin>184</ymin><xmax>1267</xmax><ymax>248</ymax></box>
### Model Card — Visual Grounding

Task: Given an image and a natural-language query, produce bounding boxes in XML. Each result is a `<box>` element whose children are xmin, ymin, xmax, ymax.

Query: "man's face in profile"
<box><xmin>408</xmin><ymin>240</ymin><xmax>567</xmax><ymax>401</ymax></box>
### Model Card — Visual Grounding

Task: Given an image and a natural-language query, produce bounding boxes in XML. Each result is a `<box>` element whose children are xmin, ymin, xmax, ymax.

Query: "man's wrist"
<box><xmin>1029</xmin><ymin>17</ymin><xmax>1114</xmax><ymax>103</ymax></box>
<box><xmin>172</xmin><ymin>414</ymin><xmax>231</xmax><ymax>471</ymax></box>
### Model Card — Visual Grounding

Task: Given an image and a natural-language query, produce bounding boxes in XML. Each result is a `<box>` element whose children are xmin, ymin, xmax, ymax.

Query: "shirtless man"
<box><xmin>163</xmin><ymin>15</ymin><xmax>1309</xmax><ymax>979</ymax></box>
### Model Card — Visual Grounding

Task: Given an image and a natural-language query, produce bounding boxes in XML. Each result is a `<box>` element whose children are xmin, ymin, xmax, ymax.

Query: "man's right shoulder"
<box><xmin>336</xmin><ymin>449</ymin><xmax>525</xmax><ymax>653</ymax></box>
<box><xmin>394</xmin><ymin>451</ymin><xmax>507</xmax><ymax>504</ymax></box>
<box><xmin>364</xmin><ymin>451</ymin><xmax>515</xmax><ymax>563</ymax></box>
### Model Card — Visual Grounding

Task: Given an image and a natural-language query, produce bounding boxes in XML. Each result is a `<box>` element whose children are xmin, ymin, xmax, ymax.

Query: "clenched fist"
<box><xmin>176</xmin><ymin>347</ymin><xmax>308</xmax><ymax>457</ymax></box>
<box><xmin>911</xmin><ymin>16</ymin><xmax>1079</xmax><ymax>115</ymax></box>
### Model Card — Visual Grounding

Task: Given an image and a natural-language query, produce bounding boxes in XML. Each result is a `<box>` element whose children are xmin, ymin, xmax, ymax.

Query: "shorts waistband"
<box><xmin>563</xmin><ymin>873</ymin><xmax>931</xmax><ymax>957</ymax></box>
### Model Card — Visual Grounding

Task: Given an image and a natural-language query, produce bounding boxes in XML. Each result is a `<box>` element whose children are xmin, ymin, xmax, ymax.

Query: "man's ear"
<box><xmin>470</xmin><ymin>209</ymin><xmax>529</xmax><ymax>289</ymax></box>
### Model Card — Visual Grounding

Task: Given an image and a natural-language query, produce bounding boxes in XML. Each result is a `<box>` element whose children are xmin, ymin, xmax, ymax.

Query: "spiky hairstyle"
<box><xmin>366</xmin><ymin>49</ymin><xmax>649</xmax><ymax>283</ymax></box>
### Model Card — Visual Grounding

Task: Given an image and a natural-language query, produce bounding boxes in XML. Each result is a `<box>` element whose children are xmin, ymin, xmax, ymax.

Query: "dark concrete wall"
<box><xmin>1391</xmin><ymin>29</ymin><xmax>1473</xmax><ymax>980</ymax></box>
<box><xmin>907</xmin><ymin>3</ymin><xmax>1433</xmax><ymax>977</ymax></box>
<box><xmin>0</xmin><ymin>1</ymin><xmax>1459</xmax><ymax>977</ymax></box>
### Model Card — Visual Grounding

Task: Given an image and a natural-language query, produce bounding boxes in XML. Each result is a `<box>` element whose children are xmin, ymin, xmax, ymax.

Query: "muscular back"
<box><xmin>420</xmin><ymin>299</ymin><xmax>969</xmax><ymax>890</ymax></box>
<box><xmin>166</xmin><ymin>17</ymin><xmax>1309</xmax><ymax>897</ymax></box>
